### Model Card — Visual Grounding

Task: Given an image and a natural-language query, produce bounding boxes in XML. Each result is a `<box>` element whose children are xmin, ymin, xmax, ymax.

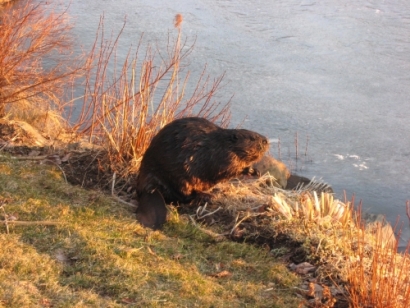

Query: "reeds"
<box><xmin>72</xmin><ymin>14</ymin><xmax>231</xmax><ymax>177</ymax></box>
<box><xmin>271</xmin><ymin>189</ymin><xmax>351</xmax><ymax>225</ymax></box>
<box><xmin>346</xmin><ymin>220</ymin><xmax>410</xmax><ymax>308</ymax></box>
<box><xmin>0</xmin><ymin>1</ymin><xmax>230</xmax><ymax>171</ymax></box>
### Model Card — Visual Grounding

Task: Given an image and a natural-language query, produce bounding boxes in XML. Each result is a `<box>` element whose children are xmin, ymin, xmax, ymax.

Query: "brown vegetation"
<box><xmin>1</xmin><ymin>0</ymin><xmax>231</xmax><ymax>185</ymax></box>
<box><xmin>72</xmin><ymin>15</ymin><xmax>231</xmax><ymax>181</ymax></box>
<box><xmin>0</xmin><ymin>0</ymin><xmax>81</xmax><ymax>137</ymax></box>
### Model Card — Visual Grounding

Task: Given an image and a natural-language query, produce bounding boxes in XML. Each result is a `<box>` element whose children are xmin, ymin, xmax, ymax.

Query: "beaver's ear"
<box><xmin>229</xmin><ymin>133</ymin><xmax>239</xmax><ymax>142</ymax></box>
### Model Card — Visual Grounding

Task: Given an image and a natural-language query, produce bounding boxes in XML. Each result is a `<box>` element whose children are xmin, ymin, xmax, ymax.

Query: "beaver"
<box><xmin>251</xmin><ymin>155</ymin><xmax>290</xmax><ymax>189</ymax></box>
<box><xmin>135</xmin><ymin>117</ymin><xmax>269</xmax><ymax>229</ymax></box>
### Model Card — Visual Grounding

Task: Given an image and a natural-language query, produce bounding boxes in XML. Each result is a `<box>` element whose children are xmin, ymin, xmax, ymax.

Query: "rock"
<box><xmin>289</xmin><ymin>262</ymin><xmax>316</xmax><ymax>275</ymax></box>
<box><xmin>286</xmin><ymin>174</ymin><xmax>311</xmax><ymax>190</ymax></box>
<box><xmin>363</xmin><ymin>213</ymin><xmax>397</xmax><ymax>249</ymax></box>
<box><xmin>286</xmin><ymin>173</ymin><xmax>334</xmax><ymax>194</ymax></box>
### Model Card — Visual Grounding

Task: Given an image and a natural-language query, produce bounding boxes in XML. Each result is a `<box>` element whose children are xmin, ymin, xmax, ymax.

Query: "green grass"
<box><xmin>0</xmin><ymin>155</ymin><xmax>301</xmax><ymax>307</ymax></box>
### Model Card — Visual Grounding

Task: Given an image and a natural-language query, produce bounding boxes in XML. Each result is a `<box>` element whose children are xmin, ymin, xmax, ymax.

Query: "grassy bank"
<box><xmin>0</xmin><ymin>156</ymin><xmax>301</xmax><ymax>307</ymax></box>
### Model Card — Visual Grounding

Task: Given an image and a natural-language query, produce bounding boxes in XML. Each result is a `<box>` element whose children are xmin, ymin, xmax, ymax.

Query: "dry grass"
<box><xmin>346</xmin><ymin>220</ymin><xmax>410</xmax><ymax>308</ymax></box>
<box><xmin>0</xmin><ymin>0</ymin><xmax>82</xmax><ymax>139</ymax></box>
<box><xmin>1</xmin><ymin>0</ymin><xmax>231</xmax><ymax>158</ymax></box>
<box><xmin>197</xmin><ymin>175</ymin><xmax>410</xmax><ymax>307</ymax></box>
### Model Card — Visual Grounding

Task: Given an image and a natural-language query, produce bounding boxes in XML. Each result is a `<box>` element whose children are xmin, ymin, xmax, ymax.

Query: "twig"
<box><xmin>195</xmin><ymin>203</ymin><xmax>222</xmax><ymax>220</ymax></box>
<box><xmin>406</xmin><ymin>200</ymin><xmax>410</xmax><ymax>225</ymax></box>
<box><xmin>197</xmin><ymin>206</ymin><xmax>221</xmax><ymax>220</ymax></box>
<box><xmin>230</xmin><ymin>212</ymin><xmax>260</xmax><ymax>235</ymax></box>
<box><xmin>295</xmin><ymin>131</ymin><xmax>298</xmax><ymax>160</ymax></box>
<box><xmin>316</xmin><ymin>238</ymin><xmax>324</xmax><ymax>254</ymax></box>
<box><xmin>80</xmin><ymin>150</ymin><xmax>103</xmax><ymax>187</ymax></box>
<box><xmin>111</xmin><ymin>172</ymin><xmax>116</xmax><ymax>195</ymax></box>
<box><xmin>250</xmin><ymin>204</ymin><xmax>268</xmax><ymax>212</ymax></box>
<box><xmin>197</xmin><ymin>207</ymin><xmax>222</xmax><ymax>219</ymax></box>
<box><xmin>305</xmin><ymin>135</ymin><xmax>309</xmax><ymax>156</ymax></box>
<box><xmin>0</xmin><ymin>205</ymin><xmax>9</xmax><ymax>234</ymax></box>
<box><xmin>111</xmin><ymin>195</ymin><xmax>137</xmax><ymax>208</ymax></box>
<box><xmin>13</xmin><ymin>155</ymin><xmax>49</xmax><ymax>160</ymax></box>
<box><xmin>0</xmin><ymin>142</ymin><xmax>9</xmax><ymax>152</ymax></box>
<box><xmin>196</xmin><ymin>202</ymin><xmax>208</xmax><ymax>216</ymax></box>
<box><xmin>0</xmin><ymin>220</ymin><xmax>60</xmax><ymax>226</ymax></box>
<box><xmin>188</xmin><ymin>215</ymin><xmax>227</xmax><ymax>241</ymax></box>
<box><xmin>0</xmin><ymin>135</ymin><xmax>19</xmax><ymax>152</ymax></box>
<box><xmin>44</xmin><ymin>159</ymin><xmax>67</xmax><ymax>184</ymax></box>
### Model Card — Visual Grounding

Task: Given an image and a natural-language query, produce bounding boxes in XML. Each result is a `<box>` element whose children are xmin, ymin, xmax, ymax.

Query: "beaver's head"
<box><xmin>227</xmin><ymin>129</ymin><xmax>269</xmax><ymax>163</ymax></box>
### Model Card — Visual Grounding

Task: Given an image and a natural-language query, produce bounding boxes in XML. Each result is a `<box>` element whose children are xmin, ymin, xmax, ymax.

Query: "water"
<box><xmin>39</xmin><ymin>0</ymin><xmax>410</xmax><ymax>247</ymax></box>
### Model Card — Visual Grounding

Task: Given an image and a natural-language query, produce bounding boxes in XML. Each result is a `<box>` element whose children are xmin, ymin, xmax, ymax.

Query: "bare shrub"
<box><xmin>73</xmin><ymin>14</ymin><xmax>231</xmax><ymax>177</ymax></box>
<box><xmin>0</xmin><ymin>0</ymin><xmax>82</xmax><ymax>136</ymax></box>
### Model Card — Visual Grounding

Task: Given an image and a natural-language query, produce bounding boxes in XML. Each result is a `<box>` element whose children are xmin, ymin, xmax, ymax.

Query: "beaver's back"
<box><xmin>137</xmin><ymin>117</ymin><xmax>269</xmax><ymax>203</ymax></box>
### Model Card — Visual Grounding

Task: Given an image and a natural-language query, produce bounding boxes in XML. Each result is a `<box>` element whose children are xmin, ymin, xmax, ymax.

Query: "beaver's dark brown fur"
<box><xmin>135</xmin><ymin>117</ymin><xmax>269</xmax><ymax>229</ymax></box>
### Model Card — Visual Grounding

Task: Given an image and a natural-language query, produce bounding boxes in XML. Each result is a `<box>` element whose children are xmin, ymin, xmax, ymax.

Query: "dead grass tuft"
<box><xmin>187</xmin><ymin>175</ymin><xmax>409</xmax><ymax>307</ymax></box>
<box><xmin>346</xmin><ymin>221</ymin><xmax>410</xmax><ymax>308</ymax></box>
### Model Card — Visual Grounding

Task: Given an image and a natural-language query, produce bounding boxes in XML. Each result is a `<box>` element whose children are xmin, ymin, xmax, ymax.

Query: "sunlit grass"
<box><xmin>0</xmin><ymin>156</ymin><xmax>302</xmax><ymax>307</ymax></box>
<box><xmin>203</xmin><ymin>174</ymin><xmax>410</xmax><ymax>307</ymax></box>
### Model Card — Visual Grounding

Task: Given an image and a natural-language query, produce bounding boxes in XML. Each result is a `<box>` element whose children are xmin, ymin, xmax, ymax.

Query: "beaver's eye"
<box><xmin>262</xmin><ymin>139</ymin><xmax>268</xmax><ymax>144</ymax></box>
